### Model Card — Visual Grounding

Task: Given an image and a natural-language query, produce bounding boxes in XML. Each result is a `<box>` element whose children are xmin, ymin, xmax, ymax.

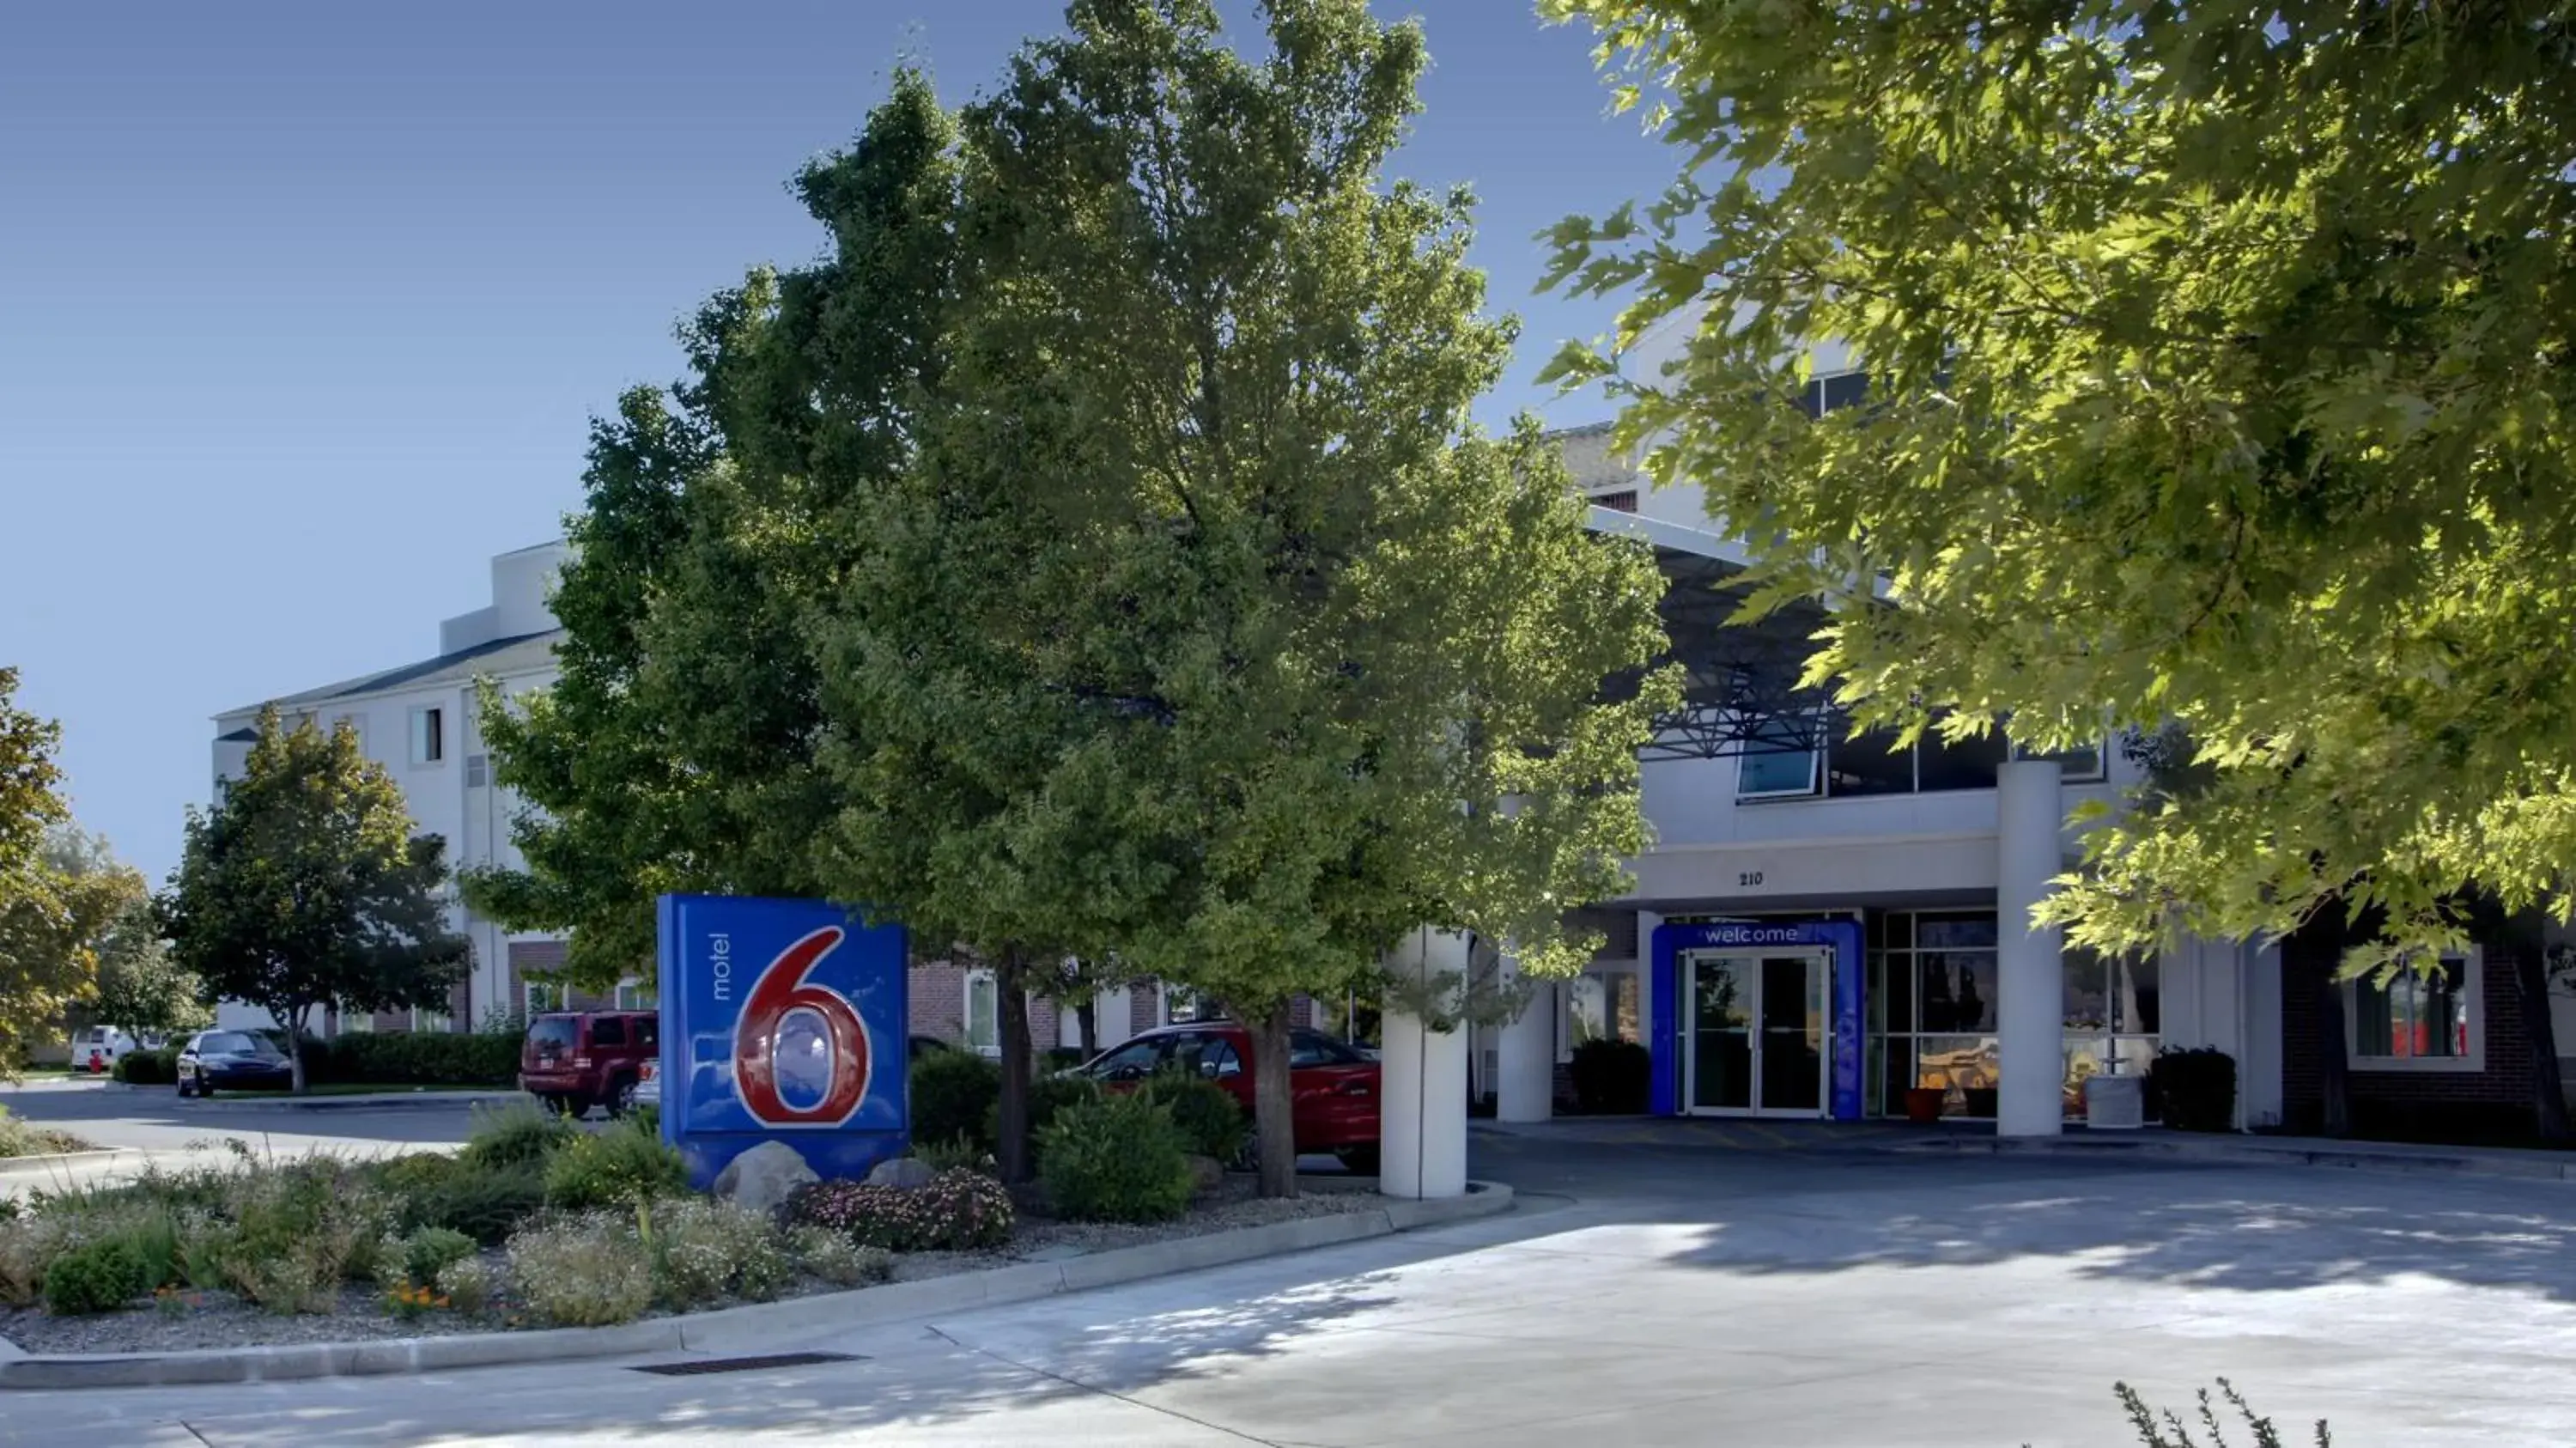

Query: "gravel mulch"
<box><xmin>0</xmin><ymin>1177</ymin><xmax>1388</xmax><ymax>1357</ymax></box>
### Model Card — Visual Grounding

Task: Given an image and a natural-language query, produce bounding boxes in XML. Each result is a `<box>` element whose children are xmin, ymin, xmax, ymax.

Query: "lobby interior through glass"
<box><xmin>1669</xmin><ymin>908</ymin><xmax>2161</xmax><ymax>1120</ymax></box>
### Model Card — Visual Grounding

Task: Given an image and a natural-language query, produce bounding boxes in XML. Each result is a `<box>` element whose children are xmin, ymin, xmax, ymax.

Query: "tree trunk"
<box><xmin>2512</xmin><ymin>930</ymin><xmax>2570</xmax><ymax>1142</ymax></box>
<box><xmin>994</xmin><ymin>952</ymin><xmax>1034</xmax><ymax>1183</ymax></box>
<box><xmin>2313</xmin><ymin>961</ymin><xmax>2351</xmax><ymax>1138</ymax></box>
<box><xmin>1075</xmin><ymin>997</ymin><xmax>1099</xmax><ymax>1059</ymax></box>
<box><xmin>283</xmin><ymin>1002</ymin><xmax>310</xmax><ymax>1095</ymax></box>
<box><xmin>1251</xmin><ymin>1000</ymin><xmax>1297</xmax><ymax>1199</ymax></box>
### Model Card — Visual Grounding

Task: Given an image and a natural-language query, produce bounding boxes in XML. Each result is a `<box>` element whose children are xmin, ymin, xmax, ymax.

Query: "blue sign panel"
<box><xmin>655</xmin><ymin>895</ymin><xmax>909</xmax><ymax>1189</ymax></box>
<box><xmin>1649</xmin><ymin>918</ymin><xmax>1866</xmax><ymax>1122</ymax></box>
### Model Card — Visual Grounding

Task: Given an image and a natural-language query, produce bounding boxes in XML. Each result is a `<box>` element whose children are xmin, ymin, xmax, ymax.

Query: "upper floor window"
<box><xmin>2347</xmin><ymin>951</ymin><xmax>2482</xmax><ymax>1072</ymax></box>
<box><xmin>615</xmin><ymin>981</ymin><xmax>656</xmax><ymax>1012</ymax></box>
<box><xmin>1735</xmin><ymin>717</ymin><xmax>2104</xmax><ymax>800</ymax></box>
<box><xmin>410</xmin><ymin>706</ymin><xmax>445</xmax><ymax>764</ymax></box>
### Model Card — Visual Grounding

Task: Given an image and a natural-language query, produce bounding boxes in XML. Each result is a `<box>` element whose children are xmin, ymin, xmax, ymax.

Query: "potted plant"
<box><xmin>1903</xmin><ymin>1085</ymin><xmax>1946</xmax><ymax>1123</ymax></box>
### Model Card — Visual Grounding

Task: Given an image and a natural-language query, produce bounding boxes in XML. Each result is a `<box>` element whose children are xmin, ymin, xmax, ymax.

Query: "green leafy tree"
<box><xmin>1542</xmin><ymin>4</ymin><xmax>2576</xmax><ymax>1037</ymax></box>
<box><xmin>36</xmin><ymin>827</ymin><xmax>206</xmax><ymax>1038</ymax></box>
<box><xmin>161</xmin><ymin>708</ymin><xmax>470</xmax><ymax>1092</ymax></box>
<box><xmin>0</xmin><ymin>673</ymin><xmax>99</xmax><ymax>1073</ymax></box>
<box><xmin>855</xmin><ymin>0</ymin><xmax>1674</xmax><ymax>1196</ymax></box>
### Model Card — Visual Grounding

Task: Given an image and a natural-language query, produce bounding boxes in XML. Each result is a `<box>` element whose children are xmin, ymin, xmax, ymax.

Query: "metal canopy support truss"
<box><xmin>1602</xmin><ymin>545</ymin><xmax>1844</xmax><ymax>764</ymax></box>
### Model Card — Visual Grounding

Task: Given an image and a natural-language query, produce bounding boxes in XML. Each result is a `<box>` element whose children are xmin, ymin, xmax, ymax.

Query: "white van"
<box><xmin>70</xmin><ymin>1025</ymin><xmax>139</xmax><ymax>1073</ymax></box>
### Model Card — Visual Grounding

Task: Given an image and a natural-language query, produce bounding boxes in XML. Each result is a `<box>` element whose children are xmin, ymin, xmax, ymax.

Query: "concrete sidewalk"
<box><xmin>1477</xmin><ymin>1113</ymin><xmax>2576</xmax><ymax>1184</ymax></box>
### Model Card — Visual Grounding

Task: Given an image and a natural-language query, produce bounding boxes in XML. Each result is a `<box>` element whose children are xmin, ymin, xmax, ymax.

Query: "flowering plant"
<box><xmin>786</xmin><ymin>1168</ymin><xmax>1013</xmax><ymax>1253</ymax></box>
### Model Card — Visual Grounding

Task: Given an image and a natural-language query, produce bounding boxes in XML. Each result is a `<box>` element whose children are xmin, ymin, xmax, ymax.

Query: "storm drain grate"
<box><xmin>634</xmin><ymin>1351</ymin><xmax>862</xmax><ymax>1377</ymax></box>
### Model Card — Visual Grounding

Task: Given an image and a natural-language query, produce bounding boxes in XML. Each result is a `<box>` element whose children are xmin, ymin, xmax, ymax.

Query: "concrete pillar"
<box><xmin>1497</xmin><ymin>957</ymin><xmax>1555</xmax><ymax>1124</ymax></box>
<box><xmin>1381</xmin><ymin>926</ymin><xmax>1471</xmax><ymax>1199</ymax></box>
<box><xmin>1996</xmin><ymin>758</ymin><xmax>2065</xmax><ymax>1137</ymax></box>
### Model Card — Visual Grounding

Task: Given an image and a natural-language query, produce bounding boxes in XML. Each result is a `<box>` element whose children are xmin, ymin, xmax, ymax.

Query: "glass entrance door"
<box><xmin>1685</xmin><ymin>950</ymin><xmax>1829</xmax><ymax>1116</ymax></box>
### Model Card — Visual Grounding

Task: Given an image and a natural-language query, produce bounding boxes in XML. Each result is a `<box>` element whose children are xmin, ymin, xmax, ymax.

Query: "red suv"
<box><xmin>519</xmin><ymin>1011</ymin><xmax>659</xmax><ymax>1119</ymax></box>
<box><xmin>1074</xmin><ymin>1022</ymin><xmax>1380</xmax><ymax>1173</ymax></box>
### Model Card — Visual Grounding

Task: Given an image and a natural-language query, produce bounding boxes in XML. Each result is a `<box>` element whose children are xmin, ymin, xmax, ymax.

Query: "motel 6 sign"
<box><xmin>654</xmin><ymin>895</ymin><xmax>910</xmax><ymax>1189</ymax></box>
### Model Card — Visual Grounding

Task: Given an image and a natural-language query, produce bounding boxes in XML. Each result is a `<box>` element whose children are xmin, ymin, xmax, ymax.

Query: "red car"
<box><xmin>1074</xmin><ymin>1021</ymin><xmax>1380</xmax><ymax>1173</ymax></box>
<box><xmin>519</xmin><ymin>1010</ymin><xmax>659</xmax><ymax>1118</ymax></box>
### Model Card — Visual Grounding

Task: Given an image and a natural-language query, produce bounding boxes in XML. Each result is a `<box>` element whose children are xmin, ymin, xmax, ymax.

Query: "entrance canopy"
<box><xmin>1587</xmin><ymin>509</ymin><xmax>1842</xmax><ymax>763</ymax></box>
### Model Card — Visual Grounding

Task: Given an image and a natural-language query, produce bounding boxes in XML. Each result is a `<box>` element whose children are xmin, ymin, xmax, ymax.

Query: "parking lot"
<box><xmin>9</xmin><ymin>1083</ymin><xmax>2576</xmax><ymax>1445</ymax></box>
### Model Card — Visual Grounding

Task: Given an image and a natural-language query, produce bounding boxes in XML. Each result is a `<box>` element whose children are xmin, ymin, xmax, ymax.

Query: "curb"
<box><xmin>1903</xmin><ymin>1133</ymin><xmax>2576</xmax><ymax>1184</ymax></box>
<box><xmin>0</xmin><ymin>1181</ymin><xmax>1516</xmax><ymax>1390</ymax></box>
<box><xmin>172</xmin><ymin>1091</ymin><xmax>529</xmax><ymax>1113</ymax></box>
<box><xmin>0</xmin><ymin>1150</ymin><xmax>126</xmax><ymax>1179</ymax></box>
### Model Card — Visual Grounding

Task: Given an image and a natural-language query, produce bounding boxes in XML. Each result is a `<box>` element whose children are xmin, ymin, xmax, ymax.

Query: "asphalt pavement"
<box><xmin>10</xmin><ymin>1086</ymin><xmax>2576</xmax><ymax>1445</ymax></box>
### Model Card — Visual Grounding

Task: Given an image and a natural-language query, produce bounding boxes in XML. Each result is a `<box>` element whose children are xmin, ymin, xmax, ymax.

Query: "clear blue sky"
<box><xmin>0</xmin><ymin>0</ymin><xmax>1671</xmax><ymax>884</ymax></box>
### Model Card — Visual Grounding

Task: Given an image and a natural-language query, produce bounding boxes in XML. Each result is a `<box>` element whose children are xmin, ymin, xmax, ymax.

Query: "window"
<box><xmin>1162</xmin><ymin>984</ymin><xmax>1210</xmax><ymax>1025</ymax></box>
<box><xmin>1170</xmin><ymin>1032</ymin><xmax>1244</xmax><ymax>1079</ymax></box>
<box><xmin>1738</xmin><ymin>745</ymin><xmax>1821</xmax><ymax>798</ymax></box>
<box><xmin>1590</xmin><ymin>490</ymin><xmax>1639</xmax><ymax>513</ymax></box>
<box><xmin>590</xmin><ymin>1016</ymin><xmax>627</xmax><ymax>1048</ymax></box>
<box><xmin>1560</xmin><ymin>975</ymin><xmax>1609</xmax><ymax>1065</ymax></box>
<box><xmin>615</xmin><ymin>982</ymin><xmax>657</xmax><ymax>1011</ymax></box>
<box><xmin>339</xmin><ymin>1009</ymin><xmax>374</xmax><ymax>1034</ymax></box>
<box><xmin>2348</xmin><ymin>952</ymin><xmax>2481</xmax><ymax>1071</ymax></box>
<box><xmin>525</xmin><ymin>982</ymin><xmax>563</xmax><ymax>1015</ymax></box>
<box><xmin>413</xmin><ymin>1007</ymin><xmax>452</xmax><ymax>1034</ymax></box>
<box><xmin>963</xmin><ymin>970</ymin><xmax>999</xmax><ymax>1056</ymax></box>
<box><xmin>410</xmin><ymin>707</ymin><xmax>445</xmax><ymax>764</ymax></box>
<box><xmin>1738</xmin><ymin>713</ymin><xmax>2016</xmax><ymax>800</ymax></box>
<box><xmin>1289</xmin><ymin>1029</ymin><xmax>1368</xmax><ymax>1067</ymax></box>
<box><xmin>466</xmin><ymin>754</ymin><xmax>491</xmax><ymax>788</ymax></box>
<box><xmin>1086</xmin><ymin>1038</ymin><xmax>1166</xmax><ymax>1081</ymax></box>
<box><xmin>2014</xmin><ymin>739</ymin><xmax>2107</xmax><ymax>783</ymax></box>
<box><xmin>2063</xmin><ymin>947</ymin><xmax>2160</xmax><ymax>1116</ymax></box>
<box><xmin>1866</xmin><ymin>910</ymin><xmax>2002</xmax><ymax>1117</ymax></box>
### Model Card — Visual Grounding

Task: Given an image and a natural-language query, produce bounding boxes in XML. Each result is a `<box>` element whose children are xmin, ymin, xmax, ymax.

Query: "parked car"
<box><xmin>1071</xmin><ymin>1022</ymin><xmax>1381</xmax><ymax>1173</ymax></box>
<box><xmin>175</xmin><ymin>1030</ymin><xmax>295</xmax><ymax>1097</ymax></box>
<box><xmin>519</xmin><ymin>1011</ymin><xmax>659</xmax><ymax>1118</ymax></box>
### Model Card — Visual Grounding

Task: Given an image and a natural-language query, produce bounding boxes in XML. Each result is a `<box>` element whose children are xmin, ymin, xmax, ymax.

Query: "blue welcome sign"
<box><xmin>1649</xmin><ymin>917</ymin><xmax>1866</xmax><ymax>1122</ymax></box>
<box><xmin>655</xmin><ymin>895</ymin><xmax>910</xmax><ymax>1189</ymax></box>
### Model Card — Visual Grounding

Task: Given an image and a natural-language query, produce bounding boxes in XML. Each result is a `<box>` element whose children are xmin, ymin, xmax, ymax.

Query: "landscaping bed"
<box><xmin>0</xmin><ymin>1066</ymin><xmax>1377</xmax><ymax>1359</ymax></box>
<box><xmin>0</xmin><ymin>1106</ymin><xmax>90</xmax><ymax>1159</ymax></box>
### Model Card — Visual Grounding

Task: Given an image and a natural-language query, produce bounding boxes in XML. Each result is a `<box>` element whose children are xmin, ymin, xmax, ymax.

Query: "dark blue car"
<box><xmin>175</xmin><ymin>1030</ymin><xmax>295</xmax><ymax>1097</ymax></box>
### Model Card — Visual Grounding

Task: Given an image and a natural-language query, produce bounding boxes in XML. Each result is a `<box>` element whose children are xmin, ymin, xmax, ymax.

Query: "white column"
<box><xmin>2239</xmin><ymin>940</ymin><xmax>2285</xmax><ymax>1130</ymax></box>
<box><xmin>1996</xmin><ymin>758</ymin><xmax>2065</xmax><ymax>1137</ymax></box>
<box><xmin>1381</xmin><ymin>926</ymin><xmax>1471</xmax><ymax>1199</ymax></box>
<box><xmin>1497</xmin><ymin>956</ymin><xmax>1555</xmax><ymax>1124</ymax></box>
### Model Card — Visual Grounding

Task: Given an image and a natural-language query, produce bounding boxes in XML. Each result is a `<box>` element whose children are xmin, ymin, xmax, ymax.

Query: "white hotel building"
<box><xmin>210</xmin><ymin>389</ymin><xmax>2574</xmax><ymax>1161</ymax></box>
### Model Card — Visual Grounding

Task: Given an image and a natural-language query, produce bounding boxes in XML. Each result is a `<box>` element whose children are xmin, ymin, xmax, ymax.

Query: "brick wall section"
<box><xmin>2282</xmin><ymin>913</ymin><xmax>2541</xmax><ymax>1123</ymax></box>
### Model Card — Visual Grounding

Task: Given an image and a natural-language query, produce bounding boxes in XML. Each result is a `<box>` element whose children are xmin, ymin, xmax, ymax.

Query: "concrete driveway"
<box><xmin>11</xmin><ymin>1122</ymin><xmax>2576</xmax><ymax>1445</ymax></box>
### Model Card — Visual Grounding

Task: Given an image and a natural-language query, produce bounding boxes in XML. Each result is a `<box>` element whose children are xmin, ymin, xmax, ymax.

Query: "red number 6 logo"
<box><xmin>734</xmin><ymin>927</ymin><xmax>872</xmax><ymax>1127</ymax></box>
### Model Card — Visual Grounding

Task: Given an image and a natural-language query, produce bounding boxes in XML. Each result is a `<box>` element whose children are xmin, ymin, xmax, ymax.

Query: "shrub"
<box><xmin>307</xmin><ymin>1031</ymin><xmax>520</xmax><ymax>1087</ymax></box>
<box><xmin>973</xmin><ymin>1068</ymin><xmax>1103</xmax><ymax>1157</ymax></box>
<box><xmin>910</xmin><ymin>1049</ymin><xmax>1001</xmax><ymax>1152</ymax></box>
<box><xmin>788</xmin><ymin>1225</ymin><xmax>893</xmax><ymax>1287</ymax></box>
<box><xmin>649</xmin><ymin>1198</ymin><xmax>792</xmax><ymax>1310</ymax></box>
<box><xmin>544</xmin><ymin>1118</ymin><xmax>688</xmax><ymax>1213</ymax></box>
<box><xmin>787</xmin><ymin>1168</ymin><xmax>1015</xmax><ymax>1253</ymax></box>
<box><xmin>1568</xmin><ymin>1039</ymin><xmax>1652</xmax><ymax>1115</ymax></box>
<box><xmin>43</xmin><ymin>1239</ymin><xmax>147</xmax><ymax>1315</ymax></box>
<box><xmin>912</xmin><ymin>1133</ymin><xmax>995</xmax><ymax>1176</ymax></box>
<box><xmin>205</xmin><ymin>1159</ymin><xmax>398</xmax><ymax>1312</ymax></box>
<box><xmin>1037</xmin><ymin>1092</ymin><xmax>1196</xmax><ymax>1224</ymax></box>
<box><xmin>435</xmin><ymin>1256</ymin><xmax>499</xmax><ymax>1314</ymax></box>
<box><xmin>461</xmin><ymin>1100</ymin><xmax>576</xmax><ymax>1170</ymax></box>
<box><xmin>113</xmin><ymin>1047</ymin><xmax>179</xmax><ymax>1086</ymax></box>
<box><xmin>506</xmin><ymin>1214</ymin><xmax>653</xmax><ymax>1327</ymax></box>
<box><xmin>2150</xmin><ymin>1048</ymin><xmax>2239</xmax><ymax>1133</ymax></box>
<box><xmin>1137</xmin><ymin>1069</ymin><xmax>1249</xmax><ymax>1163</ymax></box>
<box><xmin>400</xmin><ymin>1226</ymin><xmax>477</xmax><ymax>1288</ymax></box>
<box><xmin>369</xmin><ymin>1150</ymin><xmax>547</xmax><ymax>1245</ymax></box>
